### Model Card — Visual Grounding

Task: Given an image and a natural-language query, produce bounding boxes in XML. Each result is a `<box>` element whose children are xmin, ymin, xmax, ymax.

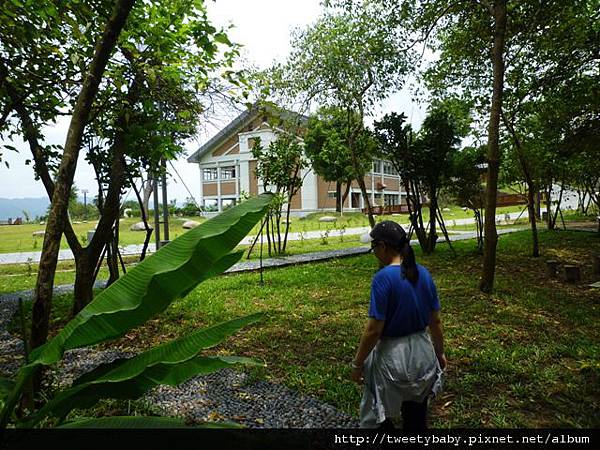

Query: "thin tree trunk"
<box><xmin>480</xmin><ymin>0</ymin><xmax>507</xmax><ymax>294</ymax></box>
<box><xmin>30</xmin><ymin>0</ymin><xmax>135</xmax><ymax>352</ymax></box>
<box><xmin>106</xmin><ymin>224</ymin><xmax>119</xmax><ymax>286</ymax></box>
<box><xmin>526</xmin><ymin>182</ymin><xmax>539</xmax><ymax>257</ymax></box>
<box><xmin>551</xmin><ymin>183</ymin><xmax>565</xmax><ymax>230</ymax></box>
<box><xmin>142</xmin><ymin>176</ymin><xmax>153</xmax><ymax>220</ymax></box>
<box><xmin>341</xmin><ymin>179</ymin><xmax>351</xmax><ymax>216</ymax></box>
<box><xmin>436</xmin><ymin>203</ymin><xmax>455</xmax><ymax>256</ymax></box>
<box><xmin>283</xmin><ymin>195</ymin><xmax>293</xmax><ymax>252</ymax></box>
<box><xmin>545</xmin><ymin>183</ymin><xmax>553</xmax><ymax>229</ymax></box>
<box><xmin>357</xmin><ymin>175</ymin><xmax>375</xmax><ymax>228</ymax></box>
<box><xmin>335</xmin><ymin>181</ymin><xmax>342</xmax><ymax>213</ymax></box>
<box><xmin>411</xmin><ymin>180</ymin><xmax>428</xmax><ymax>250</ymax></box>
<box><xmin>265</xmin><ymin>211</ymin><xmax>272</xmax><ymax>256</ymax></box>
<box><xmin>0</xmin><ymin>66</ymin><xmax>82</xmax><ymax>254</ymax></box>
<box><xmin>276</xmin><ymin>209</ymin><xmax>282</xmax><ymax>254</ymax></box>
<box><xmin>72</xmin><ymin>251</ymin><xmax>94</xmax><ymax>316</ymax></box>
<box><xmin>425</xmin><ymin>187</ymin><xmax>438</xmax><ymax>254</ymax></box>
<box><xmin>131</xmin><ymin>174</ymin><xmax>153</xmax><ymax>261</ymax></box>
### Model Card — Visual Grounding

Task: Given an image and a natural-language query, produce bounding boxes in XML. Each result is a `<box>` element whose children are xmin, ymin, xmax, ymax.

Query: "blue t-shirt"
<box><xmin>368</xmin><ymin>264</ymin><xmax>440</xmax><ymax>337</ymax></box>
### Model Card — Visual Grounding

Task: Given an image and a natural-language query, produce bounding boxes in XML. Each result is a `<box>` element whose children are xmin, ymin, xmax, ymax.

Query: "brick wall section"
<box><xmin>220</xmin><ymin>181</ymin><xmax>236</xmax><ymax>196</ymax></box>
<box><xmin>203</xmin><ymin>183</ymin><xmax>217</xmax><ymax>196</ymax></box>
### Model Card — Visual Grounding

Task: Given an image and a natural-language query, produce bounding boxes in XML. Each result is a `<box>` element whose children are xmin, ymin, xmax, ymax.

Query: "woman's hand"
<box><xmin>350</xmin><ymin>366</ymin><xmax>363</xmax><ymax>384</ymax></box>
<box><xmin>437</xmin><ymin>352</ymin><xmax>447</xmax><ymax>371</ymax></box>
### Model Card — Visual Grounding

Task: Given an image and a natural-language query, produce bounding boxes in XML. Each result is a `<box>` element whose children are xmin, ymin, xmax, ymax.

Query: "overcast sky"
<box><xmin>0</xmin><ymin>0</ymin><xmax>426</xmax><ymax>203</ymax></box>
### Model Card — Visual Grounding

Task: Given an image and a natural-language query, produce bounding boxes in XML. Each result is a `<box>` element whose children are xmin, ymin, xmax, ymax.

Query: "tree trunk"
<box><xmin>534</xmin><ymin>190</ymin><xmax>542</xmax><ymax>220</ymax></box>
<box><xmin>410</xmin><ymin>180</ymin><xmax>428</xmax><ymax>251</ymax></box>
<box><xmin>357</xmin><ymin>175</ymin><xmax>375</xmax><ymax>228</ymax></box>
<box><xmin>425</xmin><ymin>187</ymin><xmax>438</xmax><ymax>254</ymax></box>
<box><xmin>106</xmin><ymin>225</ymin><xmax>120</xmax><ymax>286</ymax></box>
<box><xmin>526</xmin><ymin>182</ymin><xmax>540</xmax><ymax>257</ymax></box>
<box><xmin>131</xmin><ymin>174</ymin><xmax>153</xmax><ymax>261</ymax></box>
<box><xmin>479</xmin><ymin>0</ymin><xmax>507</xmax><ymax>294</ymax></box>
<box><xmin>30</xmin><ymin>0</ymin><xmax>135</xmax><ymax>351</ymax></box>
<box><xmin>0</xmin><ymin>65</ymin><xmax>83</xmax><ymax>255</ymax></box>
<box><xmin>545</xmin><ymin>184</ymin><xmax>553</xmax><ymax>229</ymax></box>
<box><xmin>335</xmin><ymin>181</ymin><xmax>342</xmax><ymax>212</ymax></box>
<box><xmin>341</xmin><ymin>179</ymin><xmax>352</xmax><ymax>216</ymax></box>
<box><xmin>142</xmin><ymin>176</ymin><xmax>153</xmax><ymax>220</ymax></box>
<box><xmin>282</xmin><ymin>195</ymin><xmax>293</xmax><ymax>252</ymax></box>
<box><xmin>474</xmin><ymin>208</ymin><xmax>484</xmax><ymax>254</ymax></box>
<box><xmin>550</xmin><ymin>182</ymin><xmax>565</xmax><ymax>230</ymax></box>
<box><xmin>72</xmin><ymin>251</ymin><xmax>94</xmax><ymax>316</ymax></box>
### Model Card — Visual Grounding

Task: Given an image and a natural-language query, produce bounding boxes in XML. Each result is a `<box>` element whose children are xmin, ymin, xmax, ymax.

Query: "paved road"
<box><xmin>0</xmin><ymin>210</ymin><xmax>532</xmax><ymax>265</ymax></box>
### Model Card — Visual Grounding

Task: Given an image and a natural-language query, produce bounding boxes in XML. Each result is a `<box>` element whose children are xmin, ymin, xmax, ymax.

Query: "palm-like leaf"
<box><xmin>31</xmin><ymin>193</ymin><xmax>273</xmax><ymax>365</ymax></box>
<box><xmin>32</xmin><ymin>355</ymin><xmax>261</xmax><ymax>424</ymax></box>
<box><xmin>30</xmin><ymin>314</ymin><xmax>264</xmax><ymax>424</ymax></box>
<box><xmin>57</xmin><ymin>416</ymin><xmax>242</xmax><ymax>428</ymax></box>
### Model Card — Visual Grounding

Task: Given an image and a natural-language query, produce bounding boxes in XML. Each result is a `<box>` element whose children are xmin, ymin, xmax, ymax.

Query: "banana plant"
<box><xmin>0</xmin><ymin>193</ymin><xmax>273</xmax><ymax>428</ymax></box>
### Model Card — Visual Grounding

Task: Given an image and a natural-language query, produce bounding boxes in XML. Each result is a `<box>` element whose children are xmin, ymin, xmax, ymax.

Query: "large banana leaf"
<box><xmin>0</xmin><ymin>193</ymin><xmax>272</xmax><ymax>429</ymax></box>
<box><xmin>30</xmin><ymin>193</ymin><xmax>272</xmax><ymax>366</ymax></box>
<box><xmin>57</xmin><ymin>416</ymin><xmax>190</xmax><ymax>428</ymax></box>
<box><xmin>31</xmin><ymin>355</ymin><xmax>260</xmax><ymax>425</ymax></box>
<box><xmin>73</xmin><ymin>314</ymin><xmax>264</xmax><ymax>385</ymax></box>
<box><xmin>57</xmin><ymin>416</ymin><xmax>242</xmax><ymax>428</ymax></box>
<box><xmin>29</xmin><ymin>314</ymin><xmax>264</xmax><ymax>424</ymax></box>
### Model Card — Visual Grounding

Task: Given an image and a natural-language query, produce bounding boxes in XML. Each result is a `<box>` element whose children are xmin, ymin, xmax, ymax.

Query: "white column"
<box><xmin>216</xmin><ymin>161</ymin><xmax>222</xmax><ymax>212</ymax></box>
<box><xmin>235</xmin><ymin>159</ymin><xmax>240</xmax><ymax>202</ymax></box>
<box><xmin>300</xmin><ymin>167</ymin><xmax>318</xmax><ymax>211</ymax></box>
<box><xmin>239</xmin><ymin>160</ymin><xmax>250</xmax><ymax>194</ymax></box>
<box><xmin>370</xmin><ymin>162</ymin><xmax>375</xmax><ymax>205</ymax></box>
<box><xmin>198</xmin><ymin>164</ymin><xmax>204</xmax><ymax>207</ymax></box>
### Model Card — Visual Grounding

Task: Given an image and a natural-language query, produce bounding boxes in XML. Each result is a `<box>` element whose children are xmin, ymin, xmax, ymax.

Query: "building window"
<box><xmin>221</xmin><ymin>166</ymin><xmax>236</xmax><ymax>180</ymax></box>
<box><xmin>384</xmin><ymin>194</ymin><xmax>399</xmax><ymax>206</ymax></box>
<box><xmin>383</xmin><ymin>162</ymin><xmax>396</xmax><ymax>175</ymax></box>
<box><xmin>327</xmin><ymin>191</ymin><xmax>337</xmax><ymax>198</ymax></box>
<box><xmin>203</xmin><ymin>168</ymin><xmax>218</xmax><ymax>181</ymax></box>
<box><xmin>372</xmin><ymin>161</ymin><xmax>381</xmax><ymax>174</ymax></box>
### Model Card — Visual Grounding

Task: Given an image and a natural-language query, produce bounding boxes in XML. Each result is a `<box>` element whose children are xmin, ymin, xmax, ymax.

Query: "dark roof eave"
<box><xmin>186</xmin><ymin>104</ymin><xmax>308</xmax><ymax>164</ymax></box>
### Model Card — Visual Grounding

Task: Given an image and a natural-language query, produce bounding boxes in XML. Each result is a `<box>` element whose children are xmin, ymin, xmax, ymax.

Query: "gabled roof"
<box><xmin>187</xmin><ymin>103</ymin><xmax>309</xmax><ymax>163</ymax></box>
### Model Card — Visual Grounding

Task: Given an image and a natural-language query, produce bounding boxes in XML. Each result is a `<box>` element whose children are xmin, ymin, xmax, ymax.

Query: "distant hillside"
<box><xmin>0</xmin><ymin>197</ymin><xmax>49</xmax><ymax>221</ymax></box>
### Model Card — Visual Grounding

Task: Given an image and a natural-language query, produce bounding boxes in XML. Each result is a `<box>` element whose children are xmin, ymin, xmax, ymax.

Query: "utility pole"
<box><xmin>81</xmin><ymin>189</ymin><xmax>88</xmax><ymax>220</ymax></box>
<box><xmin>161</xmin><ymin>158</ymin><xmax>170</xmax><ymax>245</ymax></box>
<box><xmin>152</xmin><ymin>172</ymin><xmax>161</xmax><ymax>250</ymax></box>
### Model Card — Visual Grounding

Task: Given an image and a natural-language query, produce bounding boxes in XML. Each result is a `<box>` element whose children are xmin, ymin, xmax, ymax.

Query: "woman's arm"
<box><xmin>351</xmin><ymin>318</ymin><xmax>385</xmax><ymax>383</ymax></box>
<box><xmin>429</xmin><ymin>310</ymin><xmax>447</xmax><ymax>370</ymax></box>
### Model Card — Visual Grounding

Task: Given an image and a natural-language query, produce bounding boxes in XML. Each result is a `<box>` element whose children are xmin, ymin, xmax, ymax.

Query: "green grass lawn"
<box><xmin>0</xmin><ymin>204</ymin><xmax>535</xmax><ymax>254</ymax></box>
<box><xmin>0</xmin><ymin>234</ymin><xmax>366</xmax><ymax>295</ymax></box>
<box><xmin>0</xmin><ymin>217</ymin><xmax>204</xmax><ymax>254</ymax></box>
<box><xmin>9</xmin><ymin>229</ymin><xmax>600</xmax><ymax>427</ymax></box>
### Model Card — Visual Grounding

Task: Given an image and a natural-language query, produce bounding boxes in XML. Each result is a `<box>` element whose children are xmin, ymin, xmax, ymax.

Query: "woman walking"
<box><xmin>352</xmin><ymin>221</ymin><xmax>446</xmax><ymax>429</ymax></box>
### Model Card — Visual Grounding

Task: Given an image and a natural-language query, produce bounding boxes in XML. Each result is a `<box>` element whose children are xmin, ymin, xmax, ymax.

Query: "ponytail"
<box><xmin>401</xmin><ymin>242</ymin><xmax>418</xmax><ymax>284</ymax></box>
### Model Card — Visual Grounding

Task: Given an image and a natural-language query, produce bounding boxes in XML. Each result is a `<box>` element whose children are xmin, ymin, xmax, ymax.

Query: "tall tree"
<box><xmin>375</xmin><ymin>107</ymin><xmax>460</xmax><ymax>254</ymax></box>
<box><xmin>270</xmin><ymin>2</ymin><xmax>414</xmax><ymax>227</ymax></box>
<box><xmin>447</xmin><ymin>145</ymin><xmax>488</xmax><ymax>253</ymax></box>
<box><xmin>0</xmin><ymin>0</ymin><xmax>242</xmax><ymax>350</ymax></box>
<box><xmin>415</xmin><ymin>0</ymin><xmax>599</xmax><ymax>288</ymax></box>
<box><xmin>30</xmin><ymin>0</ymin><xmax>136</xmax><ymax>352</ymax></box>
<box><xmin>304</xmin><ymin>107</ymin><xmax>370</xmax><ymax>213</ymax></box>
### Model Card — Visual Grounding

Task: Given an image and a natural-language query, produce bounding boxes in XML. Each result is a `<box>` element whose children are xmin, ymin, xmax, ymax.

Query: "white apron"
<box><xmin>359</xmin><ymin>330</ymin><xmax>443</xmax><ymax>428</ymax></box>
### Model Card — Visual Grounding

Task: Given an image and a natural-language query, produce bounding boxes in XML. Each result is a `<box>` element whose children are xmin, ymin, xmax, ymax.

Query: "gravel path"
<box><xmin>0</xmin><ymin>249</ymin><xmax>362</xmax><ymax>428</ymax></box>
